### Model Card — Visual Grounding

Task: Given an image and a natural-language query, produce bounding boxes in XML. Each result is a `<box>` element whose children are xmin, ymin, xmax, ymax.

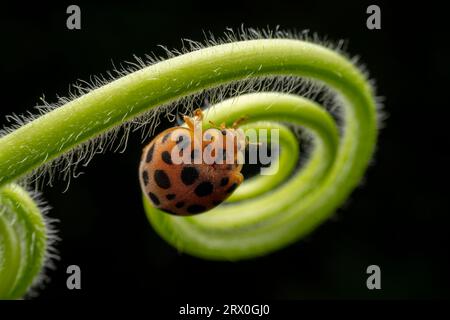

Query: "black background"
<box><xmin>1</xmin><ymin>0</ymin><xmax>449</xmax><ymax>300</ymax></box>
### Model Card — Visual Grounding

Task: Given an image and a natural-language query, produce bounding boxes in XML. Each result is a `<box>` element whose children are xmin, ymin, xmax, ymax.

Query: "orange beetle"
<box><xmin>139</xmin><ymin>109</ymin><xmax>245</xmax><ymax>215</ymax></box>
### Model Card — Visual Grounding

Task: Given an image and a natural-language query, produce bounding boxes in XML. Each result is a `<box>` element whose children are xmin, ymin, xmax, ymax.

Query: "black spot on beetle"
<box><xmin>195</xmin><ymin>181</ymin><xmax>214</xmax><ymax>197</ymax></box>
<box><xmin>154</xmin><ymin>170</ymin><xmax>171</xmax><ymax>189</ymax></box>
<box><xmin>162</xmin><ymin>132</ymin><xmax>171</xmax><ymax>143</ymax></box>
<box><xmin>181</xmin><ymin>167</ymin><xmax>199</xmax><ymax>185</ymax></box>
<box><xmin>166</xmin><ymin>194</ymin><xmax>176</xmax><ymax>200</ymax></box>
<box><xmin>175</xmin><ymin>201</ymin><xmax>185</xmax><ymax>208</ymax></box>
<box><xmin>215</xmin><ymin>148</ymin><xmax>225</xmax><ymax>163</ymax></box>
<box><xmin>187</xmin><ymin>204</ymin><xmax>207</xmax><ymax>214</ymax></box>
<box><xmin>148</xmin><ymin>192</ymin><xmax>160</xmax><ymax>205</ymax></box>
<box><xmin>176</xmin><ymin>135</ymin><xmax>186</xmax><ymax>144</ymax></box>
<box><xmin>176</xmin><ymin>135</ymin><xmax>190</xmax><ymax>150</ymax></box>
<box><xmin>146</xmin><ymin>145</ymin><xmax>155</xmax><ymax>163</ymax></box>
<box><xmin>142</xmin><ymin>170</ymin><xmax>149</xmax><ymax>185</ymax></box>
<box><xmin>191</xmin><ymin>149</ymin><xmax>200</xmax><ymax>162</ymax></box>
<box><xmin>220</xmin><ymin>177</ymin><xmax>229</xmax><ymax>186</ymax></box>
<box><xmin>161</xmin><ymin>151</ymin><xmax>173</xmax><ymax>165</ymax></box>
<box><xmin>226</xmin><ymin>183</ymin><xmax>238</xmax><ymax>194</ymax></box>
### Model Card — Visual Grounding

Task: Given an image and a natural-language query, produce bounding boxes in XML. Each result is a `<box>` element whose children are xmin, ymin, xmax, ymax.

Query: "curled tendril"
<box><xmin>0</xmin><ymin>33</ymin><xmax>379</xmax><ymax>296</ymax></box>
<box><xmin>0</xmin><ymin>184</ymin><xmax>48</xmax><ymax>299</ymax></box>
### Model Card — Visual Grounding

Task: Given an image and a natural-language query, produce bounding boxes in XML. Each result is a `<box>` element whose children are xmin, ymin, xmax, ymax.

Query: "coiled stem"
<box><xmin>0</xmin><ymin>184</ymin><xmax>47</xmax><ymax>299</ymax></box>
<box><xmin>0</xmin><ymin>38</ymin><xmax>378</xmax><ymax>295</ymax></box>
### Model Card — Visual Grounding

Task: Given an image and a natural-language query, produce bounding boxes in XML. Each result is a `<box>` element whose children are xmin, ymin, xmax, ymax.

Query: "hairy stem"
<box><xmin>146</xmin><ymin>89</ymin><xmax>375</xmax><ymax>259</ymax></box>
<box><xmin>0</xmin><ymin>184</ymin><xmax>47</xmax><ymax>299</ymax></box>
<box><xmin>0</xmin><ymin>37</ymin><xmax>378</xmax><ymax>293</ymax></box>
<box><xmin>0</xmin><ymin>39</ymin><xmax>374</xmax><ymax>187</ymax></box>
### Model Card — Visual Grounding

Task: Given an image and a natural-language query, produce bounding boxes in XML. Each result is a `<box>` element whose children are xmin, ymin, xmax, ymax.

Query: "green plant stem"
<box><xmin>0</xmin><ymin>39</ymin><xmax>375</xmax><ymax>187</ymax></box>
<box><xmin>146</xmin><ymin>89</ymin><xmax>374</xmax><ymax>259</ymax></box>
<box><xmin>0</xmin><ymin>38</ymin><xmax>377</xmax><ymax>277</ymax></box>
<box><xmin>0</xmin><ymin>184</ymin><xmax>47</xmax><ymax>299</ymax></box>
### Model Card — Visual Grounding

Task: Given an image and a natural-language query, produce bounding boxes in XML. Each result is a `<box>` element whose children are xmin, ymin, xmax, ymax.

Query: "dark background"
<box><xmin>0</xmin><ymin>0</ymin><xmax>449</xmax><ymax>299</ymax></box>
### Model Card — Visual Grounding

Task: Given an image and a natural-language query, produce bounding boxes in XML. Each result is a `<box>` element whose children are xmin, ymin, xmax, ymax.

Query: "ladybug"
<box><xmin>139</xmin><ymin>108</ymin><xmax>246</xmax><ymax>216</ymax></box>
